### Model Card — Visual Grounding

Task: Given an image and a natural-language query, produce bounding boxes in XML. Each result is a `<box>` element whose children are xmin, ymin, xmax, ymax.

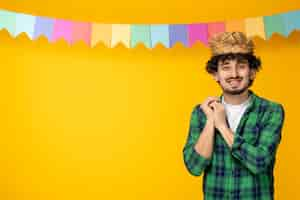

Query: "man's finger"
<box><xmin>207</xmin><ymin>97</ymin><xmax>219</xmax><ymax>104</ymax></box>
<box><xmin>210</xmin><ymin>101</ymin><xmax>216</xmax><ymax>109</ymax></box>
<box><xmin>209</xmin><ymin>99</ymin><xmax>220</xmax><ymax>105</ymax></box>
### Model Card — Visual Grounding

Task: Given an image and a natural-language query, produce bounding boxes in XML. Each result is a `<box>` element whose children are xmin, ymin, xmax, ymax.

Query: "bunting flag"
<box><xmin>0</xmin><ymin>8</ymin><xmax>300</xmax><ymax>49</ymax></box>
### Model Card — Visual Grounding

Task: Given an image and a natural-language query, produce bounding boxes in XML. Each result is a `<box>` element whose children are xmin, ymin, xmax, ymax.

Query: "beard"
<box><xmin>223</xmin><ymin>87</ymin><xmax>248</xmax><ymax>95</ymax></box>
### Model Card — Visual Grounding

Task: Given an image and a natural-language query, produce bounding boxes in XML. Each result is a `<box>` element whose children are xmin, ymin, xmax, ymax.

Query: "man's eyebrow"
<box><xmin>238</xmin><ymin>59</ymin><xmax>248</xmax><ymax>63</ymax></box>
<box><xmin>221</xmin><ymin>59</ymin><xmax>230</xmax><ymax>64</ymax></box>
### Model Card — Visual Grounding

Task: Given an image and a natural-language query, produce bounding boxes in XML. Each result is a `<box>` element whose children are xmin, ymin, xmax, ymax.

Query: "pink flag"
<box><xmin>208</xmin><ymin>22</ymin><xmax>225</xmax><ymax>41</ymax></box>
<box><xmin>72</xmin><ymin>22</ymin><xmax>91</xmax><ymax>46</ymax></box>
<box><xmin>52</xmin><ymin>19</ymin><xmax>73</xmax><ymax>44</ymax></box>
<box><xmin>187</xmin><ymin>23</ymin><xmax>208</xmax><ymax>47</ymax></box>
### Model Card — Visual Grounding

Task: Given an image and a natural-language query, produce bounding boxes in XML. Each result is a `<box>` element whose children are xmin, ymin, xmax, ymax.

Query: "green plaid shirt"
<box><xmin>183</xmin><ymin>90</ymin><xmax>285</xmax><ymax>200</ymax></box>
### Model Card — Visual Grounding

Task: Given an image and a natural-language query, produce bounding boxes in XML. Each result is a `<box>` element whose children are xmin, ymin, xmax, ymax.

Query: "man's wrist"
<box><xmin>206</xmin><ymin>117</ymin><xmax>214</xmax><ymax>123</ymax></box>
<box><xmin>217</xmin><ymin>124</ymin><xmax>234</xmax><ymax>148</ymax></box>
<box><xmin>206</xmin><ymin>118</ymin><xmax>215</xmax><ymax>127</ymax></box>
<box><xmin>217</xmin><ymin>124</ymin><xmax>230</xmax><ymax>133</ymax></box>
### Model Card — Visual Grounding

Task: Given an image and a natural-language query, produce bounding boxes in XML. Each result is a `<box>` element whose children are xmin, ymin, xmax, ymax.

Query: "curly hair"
<box><xmin>205</xmin><ymin>52</ymin><xmax>262</xmax><ymax>87</ymax></box>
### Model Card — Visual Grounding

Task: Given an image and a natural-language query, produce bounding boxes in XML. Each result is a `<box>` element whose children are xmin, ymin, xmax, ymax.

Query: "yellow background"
<box><xmin>0</xmin><ymin>1</ymin><xmax>299</xmax><ymax>199</ymax></box>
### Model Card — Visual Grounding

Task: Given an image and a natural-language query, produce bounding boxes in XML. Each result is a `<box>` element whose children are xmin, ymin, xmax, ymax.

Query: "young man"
<box><xmin>183</xmin><ymin>31</ymin><xmax>285</xmax><ymax>200</ymax></box>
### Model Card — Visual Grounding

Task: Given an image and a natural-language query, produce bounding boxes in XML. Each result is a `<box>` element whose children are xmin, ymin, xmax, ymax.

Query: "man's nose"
<box><xmin>231</xmin><ymin>68</ymin><xmax>238</xmax><ymax>77</ymax></box>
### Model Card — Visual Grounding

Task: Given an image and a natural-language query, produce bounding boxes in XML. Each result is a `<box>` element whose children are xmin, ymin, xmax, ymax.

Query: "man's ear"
<box><xmin>212</xmin><ymin>72</ymin><xmax>219</xmax><ymax>82</ymax></box>
<box><xmin>250</xmin><ymin>69</ymin><xmax>256</xmax><ymax>80</ymax></box>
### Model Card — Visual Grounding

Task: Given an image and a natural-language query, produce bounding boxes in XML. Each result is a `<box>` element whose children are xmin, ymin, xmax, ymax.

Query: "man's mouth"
<box><xmin>228</xmin><ymin>79</ymin><xmax>242</xmax><ymax>86</ymax></box>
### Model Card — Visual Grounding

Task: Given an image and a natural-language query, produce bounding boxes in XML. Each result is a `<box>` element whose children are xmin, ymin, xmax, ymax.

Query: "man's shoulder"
<box><xmin>255</xmin><ymin>94</ymin><xmax>285</xmax><ymax>128</ymax></box>
<box><xmin>190</xmin><ymin>104</ymin><xmax>206</xmax><ymax>121</ymax></box>
<box><xmin>191</xmin><ymin>103</ymin><xmax>202</xmax><ymax>115</ymax></box>
<box><xmin>256</xmin><ymin>94</ymin><xmax>284</xmax><ymax>110</ymax></box>
<box><xmin>255</xmin><ymin>94</ymin><xmax>284</xmax><ymax>117</ymax></box>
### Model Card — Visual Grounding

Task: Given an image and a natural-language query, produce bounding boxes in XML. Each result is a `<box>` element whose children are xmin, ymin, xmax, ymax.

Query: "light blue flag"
<box><xmin>0</xmin><ymin>9</ymin><xmax>16</xmax><ymax>36</ymax></box>
<box><xmin>280</xmin><ymin>10</ymin><xmax>300</xmax><ymax>36</ymax></box>
<box><xmin>130</xmin><ymin>25</ymin><xmax>151</xmax><ymax>48</ymax></box>
<box><xmin>15</xmin><ymin>13</ymin><xmax>36</xmax><ymax>39</ymax></box>
<box><xmin>150</xmin><ymin>25</ymin><xmax>169</xmax><ymax>48</ymax></box>
<box><xmin>33</xmin><ymin>17</ymin><xmax>54</xmax><ymax>40</ymax></box>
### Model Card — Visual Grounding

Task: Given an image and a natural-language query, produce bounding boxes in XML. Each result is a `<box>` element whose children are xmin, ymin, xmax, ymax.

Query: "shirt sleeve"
<box><xmin>230</xmin><ymin>103</ymin><xmax>285</xmax><ymax>175</ymax></box>
<box><xmin>183</xmin><ymin>104</ymin><xmax>212</xmax><ymax>176</ymax></box>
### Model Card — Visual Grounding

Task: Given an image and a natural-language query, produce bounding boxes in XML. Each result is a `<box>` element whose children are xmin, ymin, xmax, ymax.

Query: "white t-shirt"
<box><xmin>221</xmin><ymin>95</ymin><xmax>252</xmax><ymax>133</ymax></box>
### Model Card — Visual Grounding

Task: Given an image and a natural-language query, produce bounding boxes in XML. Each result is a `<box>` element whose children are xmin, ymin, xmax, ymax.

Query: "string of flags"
<box><xmin>0</xmin><ymin>8</ymin><xmax>300</xmax><ymax>48</ymax></box>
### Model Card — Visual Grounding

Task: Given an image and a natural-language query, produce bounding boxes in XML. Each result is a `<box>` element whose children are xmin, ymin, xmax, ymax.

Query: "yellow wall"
<box><xmin>0</xmin><ymin>1</ymin><xmax>299</xmax><ymax>199</ymax></box>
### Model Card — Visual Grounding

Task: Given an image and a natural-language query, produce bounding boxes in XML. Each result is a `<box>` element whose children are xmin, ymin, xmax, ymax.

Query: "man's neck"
<box><xmin>222</xmin><ymin>89</ymin><xmax>250</xmax><ymax>105</ymax></box>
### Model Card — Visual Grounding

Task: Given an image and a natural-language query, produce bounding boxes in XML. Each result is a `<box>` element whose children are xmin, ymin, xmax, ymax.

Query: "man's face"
<box><xmin>213</xmin><ymin>57</ymin><xmax>256</xmax><ymax>95</ymax></box>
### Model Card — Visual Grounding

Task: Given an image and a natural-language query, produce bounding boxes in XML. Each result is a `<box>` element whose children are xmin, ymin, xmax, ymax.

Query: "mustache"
<box><xmin>227</xmin><ymin>77</ymin><xmax>242</xmax><ymax>81</ymax></box>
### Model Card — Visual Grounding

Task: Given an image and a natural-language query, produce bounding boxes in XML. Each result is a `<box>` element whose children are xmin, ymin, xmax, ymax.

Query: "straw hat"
<box><xmin>208</xmin><ymin>31</ymin><xmax>255</xmax><ymax>56</ymax></box>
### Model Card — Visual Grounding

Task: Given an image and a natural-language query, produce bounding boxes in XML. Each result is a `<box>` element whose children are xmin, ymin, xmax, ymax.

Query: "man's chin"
<box><xmin>224</xmin><ymin>87</ymin><xmax>248</xmax><ymax>95</ymax></box>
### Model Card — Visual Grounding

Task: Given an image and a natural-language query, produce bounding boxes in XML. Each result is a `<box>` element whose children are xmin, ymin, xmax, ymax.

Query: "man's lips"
<box><xmin>228</xmin><ymin>79</ymin><xmax>242</xmax><ymax>86</ymax></box>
